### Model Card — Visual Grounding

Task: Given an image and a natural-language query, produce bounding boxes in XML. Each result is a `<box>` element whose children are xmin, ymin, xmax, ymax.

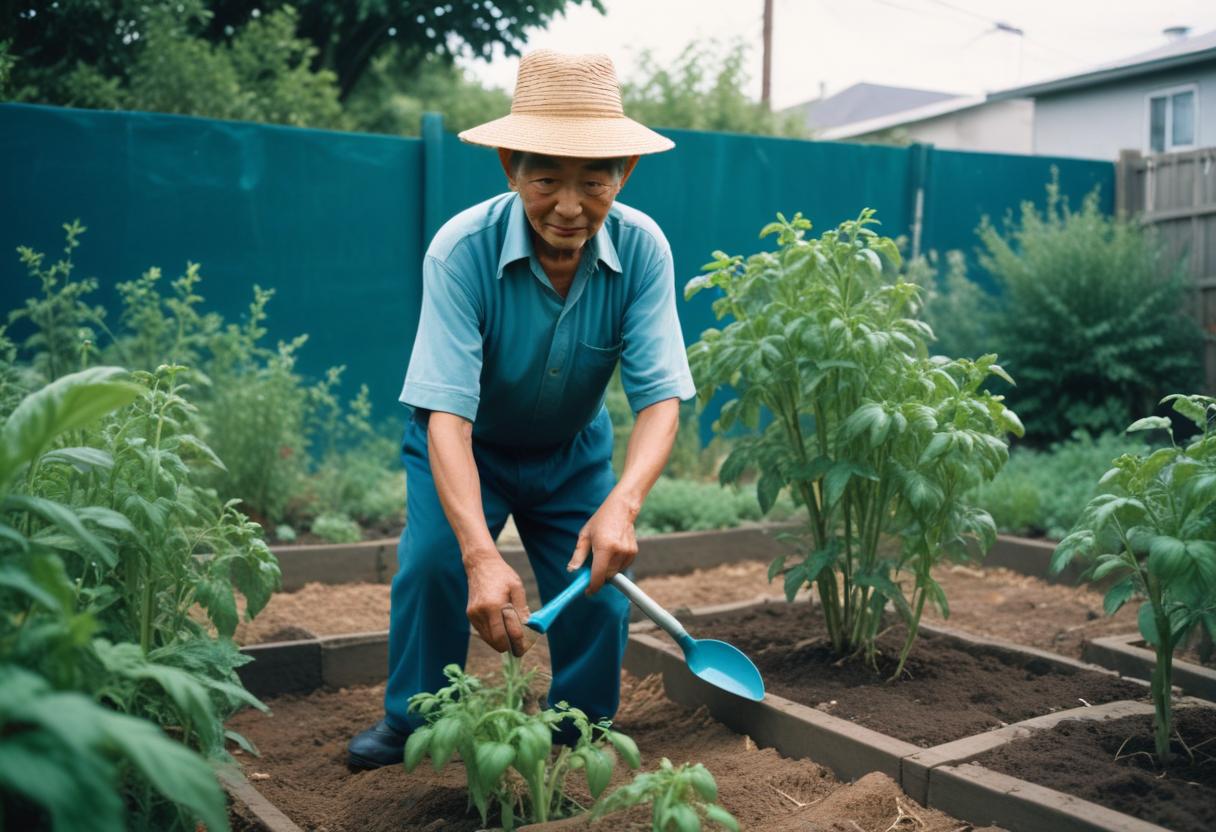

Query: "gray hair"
<box><xmin>509</xmin><ymin>152</ymin><xmax>629</xmax><ymax>180</ymax></box>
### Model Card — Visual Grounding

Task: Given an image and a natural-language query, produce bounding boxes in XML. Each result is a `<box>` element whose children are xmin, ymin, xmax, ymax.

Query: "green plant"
<box><xmin>0</xmin><ymin>367</ymin><xmax>248</xmax><ymax>830</ymax></box>
<box><xmin>971</xmin><ymin>431</ymin><xmax>1150</xmax><ymax>539</ymax></box>
<box><xmin>636</xmin><ymin>477</ymin><xmax>794</xmax><ymax>536</ymax></box>
<box><xmin>405</xmin><ymin>657</ymin><xmax>640</xmax><ymax>829</ymax></box>
<box><xmin>310</xmin><ymin>512</ymin><xmax>361</xmax><ymax>544</ymax></box>
<box><xmin>592</xmin><ymin>757</ymin><xmax>739</xmax><ymax>832</ymax></box>
<box><xmin>904</xmin><ymin>248</ymin><xmax>993</xmax><ymax>360</ymax></box>
<box><xmin>980</xmin><ymin>173</ymin><xmax>1202</xmax><ymax>442</ymax></box>
<box><xmin>1051</xmin><ymin>394</ymin><xmax>1216</xmax><ymax>765</ymax></box>
<box><xmin>687</xmin><ymin>211</ymin><xmax>1021</xmax><ymax>676</ymax></box>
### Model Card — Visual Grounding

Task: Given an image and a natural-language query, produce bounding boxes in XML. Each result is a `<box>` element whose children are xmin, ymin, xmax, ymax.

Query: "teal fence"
<box><xmin>1</xmin><ymin>103</ymin><xmax>1114</xmax><ymax>428</ymax></box>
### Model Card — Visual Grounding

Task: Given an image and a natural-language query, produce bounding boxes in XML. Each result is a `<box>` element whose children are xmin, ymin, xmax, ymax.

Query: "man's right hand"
<box><xmin>464</xmin><ymin>549</ymin><xmax>531</xmax><ymax>655</ymax></box>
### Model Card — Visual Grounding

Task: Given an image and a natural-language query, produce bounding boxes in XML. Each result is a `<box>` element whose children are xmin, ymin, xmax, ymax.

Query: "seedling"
<box><xmin>1052</xmin><ymin>393</ymin><xmax>1216</xmax><ymax>764</ymax></box>
<box><xmin>593</xmin><ymin>757</ymin><xmax>739</xmax><ymax>832</ymax></box>
<box><xmin>405</xmin><ymin>656</ymin><xmax>640</xmax><ymax>829</ymax></box>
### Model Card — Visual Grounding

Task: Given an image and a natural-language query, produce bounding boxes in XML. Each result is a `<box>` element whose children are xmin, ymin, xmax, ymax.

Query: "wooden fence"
<box><xmin>1117</xmin><ymin>147</ymin><xmax>1216</xmax><ymax>392</ymax></box>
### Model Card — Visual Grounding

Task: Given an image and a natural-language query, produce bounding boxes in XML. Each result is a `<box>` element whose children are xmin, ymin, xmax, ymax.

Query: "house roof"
<box><xmin>988</xmin><ymin>28</ymin><xmax>1216</xmax><ymax>101</ymax></box>
<box><xmin>817</xmin><ymin>94</ymin><xmax>988</xmax><ymax>140</ymax></box>
<box><xmin>784</xmin><ymin>82</ymin><xmax>962</xmax><ymax>130</ymax></box>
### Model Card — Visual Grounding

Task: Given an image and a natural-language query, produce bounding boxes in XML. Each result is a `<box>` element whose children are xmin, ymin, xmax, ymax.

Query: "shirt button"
<box><xmin>548</xmin><ymin>368</ymin><xmax>560</xmax><ymax>376</ymax></box>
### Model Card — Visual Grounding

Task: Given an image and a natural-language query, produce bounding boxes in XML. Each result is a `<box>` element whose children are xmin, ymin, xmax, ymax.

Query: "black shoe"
<box><xmin>347</xmin><ymin>718</ymin><xmax>411</xmax><ymax>769</ymax></box>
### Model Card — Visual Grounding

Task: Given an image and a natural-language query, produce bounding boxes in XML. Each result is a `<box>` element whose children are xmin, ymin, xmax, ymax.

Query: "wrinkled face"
<box><xmin>500</xmin><ymin>151</ymin><xmax>638</xmax><ymax>255</ymax></box>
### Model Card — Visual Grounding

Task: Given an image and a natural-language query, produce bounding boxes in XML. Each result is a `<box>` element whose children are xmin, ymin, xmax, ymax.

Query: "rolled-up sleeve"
<box><xmin>620</xmin><ymin>244</ymin><xmax>696</xmax><ymax>413</ymax></box>
<box><xmin>400</xmin><ymin>255</ymin><xmax>483</xmax><ymax>421</ymax></box>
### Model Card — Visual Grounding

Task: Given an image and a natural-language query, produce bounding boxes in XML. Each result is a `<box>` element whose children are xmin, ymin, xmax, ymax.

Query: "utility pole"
<box><xmin>761</xmin><ymin>0</ymin><xmax>773</xmax><ymax>108</ymax></box>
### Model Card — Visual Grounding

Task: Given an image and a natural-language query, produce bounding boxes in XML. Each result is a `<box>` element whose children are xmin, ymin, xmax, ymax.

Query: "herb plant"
<box><xmin>592</xmin><ymin>757</ymin><xmax>739</xmax><ymax>832</ymax></box>
<box><xmin>405</xmin><ymin>657</ymin><xmax>640</xmax><ymax>830</ymax></box>
<box><xmin>1051</xmin><ymin>394</ymin><xmax>1216</xmax><ymax>764</ymax></box>
<box><xmin>686</xmin><ymin>211</ymin><xmax>1021</xmax><ymax>676</ymax></box>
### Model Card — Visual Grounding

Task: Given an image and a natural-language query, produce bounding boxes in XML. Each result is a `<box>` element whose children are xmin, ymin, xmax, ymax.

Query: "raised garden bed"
<box><xmin>225</xmin><ymin>638</ymin><xmax>989</xmax><ymax>832</ymax></box>
<box><xmin>626</xmin><ymin>598</ymin><xmax>1215</xmax><ymax>832</ymax></box>
<box><xmin>1084</xmin><ymin>633</ymin><xmax>1216</xmax><ymax>703</ymax></box>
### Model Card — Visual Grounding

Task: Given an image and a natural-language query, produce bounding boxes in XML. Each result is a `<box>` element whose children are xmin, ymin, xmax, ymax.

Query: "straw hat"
<box><xmin>458</xmin><ymin>50</ymin><xmax>674</xmax><ymax>158</ymax></box>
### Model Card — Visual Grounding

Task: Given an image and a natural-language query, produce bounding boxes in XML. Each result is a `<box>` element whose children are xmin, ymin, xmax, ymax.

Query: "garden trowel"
<box><xmin>525</xmin><ymin>569</ymin><xmax>766</xmax><ymax>701</ymax></box>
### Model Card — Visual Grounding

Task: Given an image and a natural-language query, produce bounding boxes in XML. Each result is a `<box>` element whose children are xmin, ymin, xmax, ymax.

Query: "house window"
<box><xmin>1147</xmin><ymin>85</ymin><xmax>1198</xmax><ymax>153</ymax></box>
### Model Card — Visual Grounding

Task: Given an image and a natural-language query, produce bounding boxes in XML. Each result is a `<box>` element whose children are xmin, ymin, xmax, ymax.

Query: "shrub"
<box><xmin>970</xmin><ymin>431</ymin><xmax>1149</xmax><ymax>539</ymax></box>
<box><xmin>636</xmin><ymin>478</ymin><xmax>794</xmax><ymax>536</ymax></box>
<box><xmin>1052</xmin><ymin>394</ymin><xmax>1216</xmax><ymax>765</ymax></box>
<box><xmin>310</xmin><ymin>512</ymin><xmax>362</xmax><ymax>544</ymax></box>
<box><xmin>687</xmin><ymin>211</ymin><xmax>1021</xmax><ymax>676</ymax></box>
<box><xmin>980</xmin><ymin>174</ymin><xmax>1202</xmax><ymax>442</ymax></box>
<box><xmin>904</xmin><ymin>248</ymin><xmax>993</xmax><ymax>360</ymax></box>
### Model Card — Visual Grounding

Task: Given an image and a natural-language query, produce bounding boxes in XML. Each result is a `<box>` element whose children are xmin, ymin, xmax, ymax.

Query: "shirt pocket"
<box><xmin>571</xmin><ymin>340</ymin><xmax>624</xmax><ymax>415</ymax></box>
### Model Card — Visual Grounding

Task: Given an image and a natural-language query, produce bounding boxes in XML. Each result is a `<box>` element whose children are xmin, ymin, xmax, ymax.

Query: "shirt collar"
<box><xmin>496</xmin><ymin>193</ymin><xmax>622</xmax><ymax>279</ymax></box>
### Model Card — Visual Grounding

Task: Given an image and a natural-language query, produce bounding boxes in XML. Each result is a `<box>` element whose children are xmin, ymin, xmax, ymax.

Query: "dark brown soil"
<box><xmin>226</xmin><ymin>641</ymin><xmax>996</xmax><ymax>832</ymax></box>
<box><xmin>974</xmin><ymin>706</ymin><xmax>1216</xmax><ymax>832</ymax></box>
<box><xmin>692</xmin><ymin>602</ymin><xmax>1147</xmax><ymax>747</ymax></box>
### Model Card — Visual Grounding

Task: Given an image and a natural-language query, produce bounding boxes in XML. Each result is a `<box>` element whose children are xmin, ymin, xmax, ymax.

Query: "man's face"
<box><xmin>500</xmin><ymin>152</ymin><xmax>638</xmax><ymax>255</ymax></box>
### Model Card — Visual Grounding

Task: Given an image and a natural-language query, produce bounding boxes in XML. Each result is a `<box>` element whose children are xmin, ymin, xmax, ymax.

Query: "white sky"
<box><xmin>457</xmin><ymin>0</ymin><xmax>1216</xmax><ymax>110</ymax></box>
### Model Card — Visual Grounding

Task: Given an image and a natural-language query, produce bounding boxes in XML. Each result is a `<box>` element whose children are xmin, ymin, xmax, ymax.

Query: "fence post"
<box><xmin>1115</xmin><ymin>149</ymin><xmax>1142</xmax><ymax>219</ymax></box>
<box><xmin>908</xmin><ymin>143</ymin><xmax>932</xmax><ymax>260</ymax></box>
<box><xmin>421</xmin><ymin>112</ymin><xmax>446</xmax><ymax>247</ymax></box>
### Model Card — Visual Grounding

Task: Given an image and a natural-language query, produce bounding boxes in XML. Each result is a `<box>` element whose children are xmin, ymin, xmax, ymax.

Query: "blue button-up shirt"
<box><xmin>400</xmin><ymin>192</ymin><xmax>695</xmax><ymax>449</ymax></box>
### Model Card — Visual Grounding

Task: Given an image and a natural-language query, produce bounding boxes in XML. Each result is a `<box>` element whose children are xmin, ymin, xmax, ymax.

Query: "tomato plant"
<box><xmin>1052</xmin><ymin>393</ymin><xmax>1216</xmax><ymax>764</ymax></box>
<box><xmin>592</xmin><ymin>756</ymin><xmax>739</xmax><ymax>832</ymax></box>
<box><xmin>686</xmin><ymin>211</ymin><xmax>1021</xmax><ymax>676</ymax></box>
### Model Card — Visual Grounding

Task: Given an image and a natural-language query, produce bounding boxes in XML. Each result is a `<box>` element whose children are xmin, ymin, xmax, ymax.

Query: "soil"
<box><xmin>690</xmin><ymin>603</ymin><xmax>1146</xmax><ymax>747</ymax></box>
<box><xmin>227</xmin><ymin>640</ymin><xmax>1001</xmax><ymax>832</ymax></box>
<box><xmin>234</xmin><ymin>559</ymin><xmax>1141</xmax><ymax>660</ymax></box>
<box><xmin>974</xmin><ymin>706</ymin><xmax>1216</xmax><ymax>832</ymax></box>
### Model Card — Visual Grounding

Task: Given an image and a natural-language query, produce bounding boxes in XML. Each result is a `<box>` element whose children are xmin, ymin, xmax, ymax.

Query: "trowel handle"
<box><xmin>609</xmin><ymin>573</ymin><xmax>691</xmax><ymax>644</ymax></box>
<box><xmin>526</xmin><ymin>568</ymin><xmax>592</xmax><ymax>634</ymax></box>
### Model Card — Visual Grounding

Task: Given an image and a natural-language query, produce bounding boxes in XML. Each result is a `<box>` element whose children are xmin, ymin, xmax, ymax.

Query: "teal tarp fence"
<box><xmin>1</xmin><ymin>103</ymin><xmax>1113</xmax><ymax>431</ymax></box>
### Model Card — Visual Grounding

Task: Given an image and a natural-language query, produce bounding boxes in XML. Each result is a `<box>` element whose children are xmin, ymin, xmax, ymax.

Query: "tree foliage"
<box><xmin>3</xmin><ymin>0</ymin><xmax>602</xmax><ymax>107</ymax></box>
<box><xmin>622</xmin><ymin>41</ymin><xmax>806</xmax><ymax>138</ymax></box>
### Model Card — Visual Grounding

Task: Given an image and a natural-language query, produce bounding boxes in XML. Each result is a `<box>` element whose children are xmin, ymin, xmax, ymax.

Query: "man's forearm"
<box><xmin>426</xmin><ymin>412</ymin><xmax>498</xmax><ymax>565</ymax></box>
<box><xmin>613</xmin><ymin>398</ymin><xmax>681</xmax><ymax>514</ymax></box>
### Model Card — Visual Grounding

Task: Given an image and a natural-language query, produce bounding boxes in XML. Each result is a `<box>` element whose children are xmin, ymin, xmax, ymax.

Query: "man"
<box><xmin>348</xmin><ymin>49</ymin><xmax>693</xmax><ymax>768</ymax></box>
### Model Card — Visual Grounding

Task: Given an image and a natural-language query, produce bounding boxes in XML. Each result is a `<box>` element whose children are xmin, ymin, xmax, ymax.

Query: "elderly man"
<box><xmin>348</xmin><ymin>50</ymin><xmax>693</xmax><ymax>768</ymax></box>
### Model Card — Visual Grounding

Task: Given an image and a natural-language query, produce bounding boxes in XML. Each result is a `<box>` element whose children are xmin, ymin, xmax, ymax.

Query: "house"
<box><xmin>987</xmin><ymin>28</ymin><xmax>1216</xmax><ymax>159</ymax></box>
<box><xmin>784</xmin><ymin>81</ymin><xmax>1034</xmax><ymax>154</ymax></box>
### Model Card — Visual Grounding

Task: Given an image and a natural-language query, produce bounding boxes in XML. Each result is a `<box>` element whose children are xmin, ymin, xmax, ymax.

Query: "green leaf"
<box><xmin>1126</xmin><ymin>416</ymin><xmax>1171</xmax><ymax>434</ymax></box>
<box><xmin>195</xmin><ymin>578</ymin><xmax>239</xmax><ymax>639</ymax></box>
<box><xmin>429</xmin><ymin>716</ymin><xmax>463</xmax><ymax>771</ymax></box>
<box><xmin>1103</xmin><ymin>577</ymin><xmax>1135</xmax><ymax>617</ymax></box>
<box><xmin>669</xmin><ymin>802</ymin><xmax>702</xmax><ymax>832</ymax></box>
<box><xmin>1166</xmin><ymin>394</ymin><xmax>1208</xmax><ymax>429</ymax></box>
<box><xmin>1</xmin><ymin>495</ymin><xmax>116</xmax><ymax>568</ymax></box>
<box><xmin>606</xmin><ymin>730</ymin><xmax>641</xmax><ymax>769</ymax></box>
<box><xmin>39</xmin><ymin>446</ymin><xmax>114</xmax><ymax>473</ymax></box>
<box><xmin>404</xmin><ymin>726</ymin><xmax>432</xmax><ymax>770</ymax></box>
<box><xmin>856</xmin><ymin>571</ymin><xmax>913</xmax><ymax>625</ymax></box>
<box><xmin>704</xmin><ymin>803</ymin><xmax>740</xmax><ymax>831</ymax></box>
<box><xmin>224</xmin><ymin>729</ymin><xmax>259</xmax><ymax>757</ymax></box>
<box><xmin>688</xmin><ymin>765</ymin><xmax>718</xmax><ymax>801</ymax></box>
<box><xmin>1138</xmin><ymin>602</ymin><xmax>1162</xmax><ymax>648</ymax></box>
<box><xmin>1091</xmin><ymin>555</ymin><xmax>1128</xmax><ymax>581</ymax></box>
<box><xmin>582</xmin><ymin>746</ymin><xmax>614</xmax><ymax>798</ymax></box>
<box><xmin>766</xmin><ymin>554</ymin><xmax>787</xmax><ymax>583</ymax></box>
<box><xmin>474</xmin><ymin>741</ymin><xmax>515</xmax><ymax>793</ymax></box>
<box><xmin>0</xmin><ymin>367</ymin><xmax>141</xmax><ymax>487</ymax></box>
<box><xmin>756</xmin><ymin>469</ymin><xmax>784</xmax><ymax>515</ymax></box>
<box><xmin>783</xmin><ymin>563</ymin><xmax>808</xmax><ymax>602</ymax></box>
<box><xmin>0</xmin><ymin>553</ymin><xmax>74</xmax><ymax>612</ymax></box>
<box><xmin>1147</xmin><ymin>536</ymin><xmax>1189</xmax><ymax>582</ymax></box>
<box><xmin>842</xmin><ymin>402</ymin><xmax>886</xmax><ymax>444</ymax></box>
<box><xmin>919</xmin><ymin>432</ymin><xmax>953</xmax><ymax>465</ymax></box>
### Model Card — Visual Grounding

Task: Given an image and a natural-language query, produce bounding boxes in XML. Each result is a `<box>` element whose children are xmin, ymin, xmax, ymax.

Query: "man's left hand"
<box><xmin>567</xmin><ymin>492</ymin><xmax>640</xmax><ymax>594</ymax></box>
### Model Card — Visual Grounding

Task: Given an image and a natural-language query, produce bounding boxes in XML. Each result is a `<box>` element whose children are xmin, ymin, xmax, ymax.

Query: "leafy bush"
<box><xmin>0</xmin><ymin>366</ymin><xmax>279</xmax><ymax>830</ymax></box>
<box><xmin>636</xmin><ymin>478</ymin><xmax>795</xmax><ymax>536</ymax></box>
<box><xmin>970</xmin><ymin>431</ymin><xmax>1149</xmax><ymax>539</ymax></box>
<box><xmin>310</xmin><ymin>513</ymin><xmax>362</xmax><ymax>544</ymax></box>
<box><xmin>904</xmin><ymin>248</ymin><xmax>993</xmax><ymax>360</ymax></box>
<box><xmin>687</xmin><ymin>211</ymin><xmax>1020</xmax><ymax>676</ymax></box>
<box><xmin>406</xmin><ymin>657</ymin><xmax>640</xmax><ymax>829</ymax></box>
<box><xmin>1052</xmin><ymin>394</ymin><xmax>1216</xmax><ymax>765</ymax></box>
<box><xmin>980</xmin><ymin>174</ymin><xmax>1202</xmax><ymax>442</ymax></box>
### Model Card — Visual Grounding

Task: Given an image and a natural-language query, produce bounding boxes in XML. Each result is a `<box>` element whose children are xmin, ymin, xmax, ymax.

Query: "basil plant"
<box><xmin>1052</xmin><ymin>394</ymin><xmax>1216</xmax><ymax>765</ymax></box>
<box><xmin>686</xmin><ymin>211</ymin><xmax>1023</xmax><ymax>677</ymax></box>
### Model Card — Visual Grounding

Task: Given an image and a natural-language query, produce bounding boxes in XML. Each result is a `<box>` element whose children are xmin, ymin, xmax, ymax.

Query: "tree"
<box><xmin>3</xmin><ymin>0</ymin><xmax>603</xmax><ymax>103</ymax></box>
<box><xmin>622</xmin><ymin>41</ymin><xmax>806</xmax><ymax>138</ymax></box>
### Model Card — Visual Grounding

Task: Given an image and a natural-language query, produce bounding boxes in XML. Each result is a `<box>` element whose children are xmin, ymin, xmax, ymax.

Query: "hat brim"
<box><xmin>458</xmin><ymin>113</ymin><xmax>674</xmax><ymax>157</ymax></box>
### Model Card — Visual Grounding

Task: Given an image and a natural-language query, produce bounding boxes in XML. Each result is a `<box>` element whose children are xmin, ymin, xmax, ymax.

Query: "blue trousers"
<box><xmin>383</xmin><ymin>407</ymin><xmax>630</xmax><ymax>732</ymax></box>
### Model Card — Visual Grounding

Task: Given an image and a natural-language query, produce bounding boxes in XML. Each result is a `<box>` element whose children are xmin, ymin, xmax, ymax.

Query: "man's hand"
<box><xmin>464</xmin><ymin>549</ymin><xmax>532</xmax><ymax>655</ymax></box>
<box><xmin>567</xmin><ymin>493</ymin><xmax>640</xmax><ymax>594</ymax></box>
